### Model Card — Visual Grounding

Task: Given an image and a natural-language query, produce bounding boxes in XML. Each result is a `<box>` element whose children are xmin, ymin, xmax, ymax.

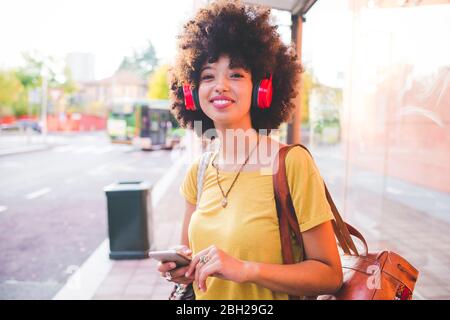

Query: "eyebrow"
<box><xmin>200</xmin><ymin>65</ymin><xmax>247</xmax><ymax>73</ymax></box>
<box><xmin>200</xmin><ymin>66</ymin><xmax>213</xmax><ymax>73</ymax></box>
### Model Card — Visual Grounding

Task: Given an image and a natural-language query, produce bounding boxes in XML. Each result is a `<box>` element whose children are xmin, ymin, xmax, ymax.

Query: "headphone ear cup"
<box><xmin>257</xmin><ymin>75</ymin><xmax>273</xmax><ymax>108</ymax></box>
<box><xmin>192</xmin><ymin>88</ymin><xmax>200</xmax><ymax>110</ymax></box>
<box><xmin>252</xmin><ymin>80</ymin><xmax>261</xmax><ymax>108</ymax></box>
<box><xmin>183</xmin><ymin>84</ymin><xmax>196</xmax><ymax>111</ymax></box>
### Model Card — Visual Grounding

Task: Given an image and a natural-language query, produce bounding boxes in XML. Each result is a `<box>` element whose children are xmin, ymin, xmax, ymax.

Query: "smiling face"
<box><xmin>198</xmin><ymin>55</ymin><xmax>253</xmax><ymax>129</ymax></box>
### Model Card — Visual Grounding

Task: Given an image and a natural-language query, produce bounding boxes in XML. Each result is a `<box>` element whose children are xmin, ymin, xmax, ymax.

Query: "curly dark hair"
<box><xmin>169</xmin><ymin>0</ymin><xmax>303</xmax><ymax>136</ymax></box>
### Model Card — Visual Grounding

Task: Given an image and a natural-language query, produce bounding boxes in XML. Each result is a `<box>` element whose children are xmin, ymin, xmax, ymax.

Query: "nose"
<box><xmin>214</xmin><ymin>74</ymin><xmax>230</xmax><ymax>94</ymax></box>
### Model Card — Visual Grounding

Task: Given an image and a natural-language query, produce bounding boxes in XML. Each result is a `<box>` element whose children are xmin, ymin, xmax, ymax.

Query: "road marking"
<box><xmin>53</xmin><ymin>154</ymin><xmax>186</xmax><ymax>300</ymax></box>
<box><xmin>25</xmin><ymin>188</ymin><xmax>51</xmax><ymax>200</ymax></box>
<box><xmin>117</xmin><ymin>165</ymin><xmax>135</xmax><ymax>172</ymax></box>
<box><xmin>73</xmin><ymin>146</ymin><xmax>97</xmax><ymax>154</ymax></box>
<box><xmin>87</xmin><ymin>164</ymin><xmax>110</xmax><ymax>176</ymax></box>
<box><xmin>52</xmin><ymin>240</ymin><xmax>113</xmax><ymax>300</ymax></box>
<box><xmin>386</xmin><ymin>186</ymin><xmax>403</xmax><ymax>195</ymax></box>
<box><xmin>151</xmin><ymin>154</ymin><xmax>187</xmax><ymax>207</ymax></box>
<box><xmin>0</xmin><ymin>206</ymin><xmax>7</xmax><ymax>213</ymax></box>
<box><xmin>53</xmin><ymin>146</ymin><xmax>76</xmax><ymax>153</ymax></box>
<box><xmin>120</xmin><ymin>145</ymin><xmax>136</xmax><ymax>153</ymax></box>
<box><xmin>54</xmin><ymin>145</ymin><xmax>114</xmax><ymax>155</ymax></box>
<box><xmin>92</xmin><ymin>145</ymin><xmax>114</xmax><ymax>155</ymax></box>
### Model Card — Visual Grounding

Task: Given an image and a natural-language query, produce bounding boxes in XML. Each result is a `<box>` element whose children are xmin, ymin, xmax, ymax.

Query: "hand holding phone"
<box><xmin>149</xmin><ymin>249</ymin><xmax>192</xmax><ymax>267</ymax></box>
<box><xmin>153</xmin><ymin>247</ymin><xmax>194</xmax><ymax>284</ymax></box>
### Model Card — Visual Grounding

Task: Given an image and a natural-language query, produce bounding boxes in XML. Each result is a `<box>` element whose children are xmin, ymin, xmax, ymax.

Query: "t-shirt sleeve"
<box><xmin>179</xmin><ymin>155</ymin><xmax>201</xmax><ymax>205</ymax></box>
<box><xmin>285</xmin><ymin>146</ymin><xmax>335</xmax><ymax>232</ymax></box>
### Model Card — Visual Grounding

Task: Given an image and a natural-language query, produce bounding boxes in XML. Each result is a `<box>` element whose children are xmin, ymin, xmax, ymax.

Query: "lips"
<box><xmin>210</xmin><ymin>95</ymin><xmax>235</xmax><ymax>109</ymax></box>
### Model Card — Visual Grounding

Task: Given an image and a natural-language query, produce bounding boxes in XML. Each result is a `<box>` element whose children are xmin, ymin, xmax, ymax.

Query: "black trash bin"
<box><xmin>104</xmin><ymin>181</ymin><xmax>153</xmax><ymax>260</ymax></box>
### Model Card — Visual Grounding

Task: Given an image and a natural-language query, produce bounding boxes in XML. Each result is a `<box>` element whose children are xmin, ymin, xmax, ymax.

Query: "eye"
<box><xmin>231</xmin><ymin>73</ymin><xmax>243</xmax><ymax>78</ymax></box>
<box><xmin>201</xmin><ymin>74</ymin><xmax>213</xmax><ymax>80</ymax></box>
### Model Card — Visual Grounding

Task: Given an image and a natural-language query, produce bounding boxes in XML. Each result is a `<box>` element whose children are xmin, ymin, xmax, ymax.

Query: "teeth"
<box><xmin>214</xmin><ymin>100</ymin><xmax>231</xmax><ymax>104</ymax></box>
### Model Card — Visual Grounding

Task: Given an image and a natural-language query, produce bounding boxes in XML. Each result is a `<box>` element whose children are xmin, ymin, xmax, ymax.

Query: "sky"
<box><xmin>1</xmin><ymin>0</ymin><xmax>446</xmax><ymax>85</ymax></box>
<box><xmin>0</xmin><ymin>0</ymin><xmax>294</xmax><ymax>81</ymax></box>
<box><xmin>0</xmin><ymin>0</ymin><xmax>296</xmax><ymax>79</ymax></box>
<box><xmin>0</xmin><ymin>0</ymin><xmax>193</xmax><ymax>79</ymax></box>
<box><xmin>0</xmin><ymin>0</ymin><xmax>341</xmax><ymax>82</ymax></box>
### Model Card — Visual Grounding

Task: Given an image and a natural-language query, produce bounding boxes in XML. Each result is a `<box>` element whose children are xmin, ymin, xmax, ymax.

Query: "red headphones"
<box><xmin>183</xmin><ymin>74</ymin><xmax>273</xmax><ymax>111</ymax></box>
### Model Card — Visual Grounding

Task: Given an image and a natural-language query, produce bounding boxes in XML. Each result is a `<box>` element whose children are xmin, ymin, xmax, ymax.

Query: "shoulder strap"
<box><xmin>196</xmin><ymin>151</ymin><xmax>214</xmax><ymax>208</ymax></box>
<box><xmin>272</xmin><ymin>144</ymin><xmax>368</xmax><ymax>261</ymax></box>
<box><xmin>272</xmin><ymin>145</ymin><xmax>304</xmax><ymax>300</ymax></box>
<box><xmin>273</xmin><ymin>145</ymin><xmax>305</xmax><ymax>263</ymax></box>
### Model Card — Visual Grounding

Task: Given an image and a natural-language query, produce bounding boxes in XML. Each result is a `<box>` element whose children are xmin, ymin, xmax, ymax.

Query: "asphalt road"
<box><xmin>0</xmin><ymin>132</ymin><xmax>176</xmax><ymax>299</ymax></box>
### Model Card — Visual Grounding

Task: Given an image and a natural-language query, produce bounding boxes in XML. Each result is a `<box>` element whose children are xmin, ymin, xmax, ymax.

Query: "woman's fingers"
<box><xmin>186</xmin><ymin>247</ymin><xmax>210</xmax><ymax>277</ymax></box>
<box><xmin>197</xmin><ymin>260</ymin><xmax>219</xmax><ymax>292</ymax></box>
<box><xmin>194</xmin><ymin>253</ymin><xmax>215</xmax><ymax>289</ymax></box>
<box><xmin>172</xmin><ymin>245</ymin><xmax>192</xmax><ymax>257</ymax></box>
<box><xmin>155</xmin><ymin>246</ymin><xmax>195</xmax><ymax>284</ymax></box>
<box><xmin>194</xmin><ymin>257</ymin><xmax>202</xmax><ymax>286</ymax></box>
<box><xmin>186</xmin><ymin>255</ymin><xmax>201</xmax><ymax>277</ymax></box>
<box><xmin>158</xmin><ymin>261</ymin><xmax>177</xmax><ymax>274</ymax></box>
<box><xmin>178</xmin><ymin>246</ymin><xmax>192</xmax><ymax>256</ymax></box>
<box><xmin>160</xmin><ymin>264</ymin><xmax>194</xmax><ymax>283</ymax></box>
<box><xmin>168</xmin><ymin>265</ymin><xmax>190</xmax><ymax>280</ymax></box>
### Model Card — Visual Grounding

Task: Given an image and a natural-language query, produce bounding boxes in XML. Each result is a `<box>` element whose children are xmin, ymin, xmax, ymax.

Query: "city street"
<box><xmin>0</xmin><ymin>132</ymin><xmax>177</xmax><ymax>299</ymax></box>
<box><xmin>0</xmin><ymin>0</ymin><xmax>448</xmax><ymax>303</ymax></box>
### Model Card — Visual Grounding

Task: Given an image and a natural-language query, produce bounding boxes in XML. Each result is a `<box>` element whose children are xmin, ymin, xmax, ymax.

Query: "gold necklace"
<box><xmin>212</xmin><ymin>136</ymin><xmax>260</xmax><ymax>208</ymax></box>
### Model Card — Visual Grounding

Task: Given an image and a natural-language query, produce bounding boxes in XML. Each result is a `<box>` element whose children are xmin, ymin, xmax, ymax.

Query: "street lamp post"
<box><xmin>41</xmin><ymin>71</ymin><xmax>48</xmax><ymax>143</ymax></box>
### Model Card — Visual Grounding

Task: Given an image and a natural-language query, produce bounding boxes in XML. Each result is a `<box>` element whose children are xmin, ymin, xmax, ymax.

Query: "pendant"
<box><xmin>221</xmin><ymin>198</ymin><xmax>228</xmax><ymax>208</ymax></box>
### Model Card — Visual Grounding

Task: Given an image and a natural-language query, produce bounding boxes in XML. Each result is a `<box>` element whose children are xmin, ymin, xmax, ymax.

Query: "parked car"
<box><xmin>16</xmin><ymin>119</ymin><xmax>42</xmax><ymax>133</ymax></box>
<box><xmin>0</xmin><ymin>123</ymin><xmax>21</xmax><ymax>132</ymax></box>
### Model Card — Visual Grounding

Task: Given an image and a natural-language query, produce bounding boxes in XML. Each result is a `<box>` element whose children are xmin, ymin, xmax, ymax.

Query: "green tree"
<box><xmin>118</xmin><ymin>40</ymin><xmax>158</xmax><ymax>78</ymax></box>
<box><xmin>61</xmin><ymin>66</ymin><xmax>77</xmax><ymax>95</ymax></box>
<box><xmin>15</xmin><ymin>52</ymin><xmax>44</xmax><ymax>90</ymax></box>
<box><xmin>0</xmin><ymin>70</ymin><xmax>27</xmax><ymax>117</ymax></box>
<box><xmin>147</xmin><ymin>64</ymin><xmax>169</xmax><ymax>99</ymax></box>
<box><xmin>13</xmin><ymin>51</ymin><xmax>51</xmax><ymax>117</ymax></box>
<box><xmin>15</xmin><ymin>51</ymin><xmax>61</xmax><ymax>89</ymax></box>
<box><xmin>13</xmin><ymin>51</ymin><xmax>79</xmax><ymax>116</ymax></box>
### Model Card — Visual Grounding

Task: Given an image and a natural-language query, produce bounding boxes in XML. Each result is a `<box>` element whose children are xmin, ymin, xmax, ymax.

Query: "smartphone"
<box><xmin>148</xmin><ymin>249</ymin><xmax>191</xmax><ymax>267</ymax></box>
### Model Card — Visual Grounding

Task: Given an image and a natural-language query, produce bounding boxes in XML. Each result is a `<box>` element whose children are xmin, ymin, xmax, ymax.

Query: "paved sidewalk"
<box><xmin>92</xmin><ymin>163</ymin><xmax>187</xmax><ymax>300</ymax></box>
<box><xmin>312</xmin><ymin>144</ymin><xmax>450</xmax><ymax>299</ymax></box>
<box><xmin>0</xmin><ymin>132</ymin><xmax>66</xmax><ymax>156</ymax></box>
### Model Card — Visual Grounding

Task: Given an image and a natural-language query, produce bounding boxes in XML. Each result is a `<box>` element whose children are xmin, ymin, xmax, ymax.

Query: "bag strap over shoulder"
<box><xmin>273</xmin><ymin>145</ymin><xmax>309</xmax><ymax>300</ymax></box>
<box><xmin>196</xmin><ymin>151</ymin><xmax>215</xmax><ymax>208</ymax></box>
<box><xmin>272</xmin><ymin>144</ymin><xmax>368</xmax><ymax>262</ymax></box>
<box><xmin>169</xmin><ymin>151</ymin><xmax>214</xmax><ymax>301</ymax></box>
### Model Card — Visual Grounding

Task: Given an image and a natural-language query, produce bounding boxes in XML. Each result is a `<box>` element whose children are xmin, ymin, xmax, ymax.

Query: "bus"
<box><xmin>106</xmin><ymin>99</ymin><xmax>179</xmax><ymax>150</ymax></box>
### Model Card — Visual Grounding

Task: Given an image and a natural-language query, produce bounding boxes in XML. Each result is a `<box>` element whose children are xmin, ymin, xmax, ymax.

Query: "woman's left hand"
<box><xmin>185</xmin><ymin>245</ymin><xmax>250</xmax><ymax>292</ymax></box>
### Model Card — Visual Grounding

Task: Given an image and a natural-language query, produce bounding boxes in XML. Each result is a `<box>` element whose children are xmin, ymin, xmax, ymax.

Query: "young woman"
<box><xmin>157</xmin><ymin>0</ymin><xmax>343</xmax><ymax>300</ymax></box>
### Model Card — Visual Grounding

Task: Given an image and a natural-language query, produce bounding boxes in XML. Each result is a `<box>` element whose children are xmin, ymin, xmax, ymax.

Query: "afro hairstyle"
<box><xmin>169</xmin><ymin>0</ymin><xmax>304</xmax><ymax>137</ymax></box>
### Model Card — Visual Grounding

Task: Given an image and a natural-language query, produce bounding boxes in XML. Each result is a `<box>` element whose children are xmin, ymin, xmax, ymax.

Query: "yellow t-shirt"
<box><xmin>179</xmin><ymin>145</ymin><xmax>335</xmax><ymax>300</ymax></box>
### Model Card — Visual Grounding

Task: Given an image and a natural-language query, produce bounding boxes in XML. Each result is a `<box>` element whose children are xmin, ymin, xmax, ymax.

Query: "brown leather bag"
<box><xmin>273</xmin><ymin>144</ymin><xmax>419</xmax><ymax>300</ymax></box>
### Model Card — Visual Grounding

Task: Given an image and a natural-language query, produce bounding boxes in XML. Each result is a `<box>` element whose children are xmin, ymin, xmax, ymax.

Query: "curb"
<box><xmin>52</xmin><ymin>154</ymin><xmax>188</xmax><ymax>300</ymax></box>
<box><xmin>0</xmin><ymin>144</ymin><xmax>52</xmax><ymax>157</ymax></box>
